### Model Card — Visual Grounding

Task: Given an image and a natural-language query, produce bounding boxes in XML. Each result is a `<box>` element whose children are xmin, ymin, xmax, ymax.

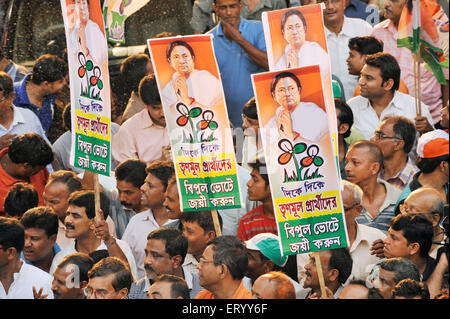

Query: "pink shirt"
<box><xmin>371</xmin><ymin>19</ymin><xmax>449</xmax><ymax>124</ymax></box>
<box><xmin>111</xmin><ymin>108</ymin><xmax>169</xmax><ymax>165</ymax></box>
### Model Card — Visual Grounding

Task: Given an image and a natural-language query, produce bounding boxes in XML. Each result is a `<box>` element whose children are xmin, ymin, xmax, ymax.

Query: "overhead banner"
<box><xmin>261</xmin><ymin>4</ymin><xmax>339</xmax><ymax>163</ymax></box>
<box><xmin>147</xmin><ymin>35</ymin><xmax>243</xmax><ymax>212</ymax></box>
<box><xmin>63</xmin><ymin>0</ymin><xmax>111</xmax><ymax>176</ymax></box>
<box><xmin>251</xmin><ymin>65</ymin><xmax>349</xmax><ymax>256</ymax></box>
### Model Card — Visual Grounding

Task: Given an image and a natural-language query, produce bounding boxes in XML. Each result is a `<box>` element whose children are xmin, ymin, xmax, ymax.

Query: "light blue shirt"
<box><xmin>208</xmin><ymin>18</ymin><xmax>266</xmax><ymax>128</ymax></box>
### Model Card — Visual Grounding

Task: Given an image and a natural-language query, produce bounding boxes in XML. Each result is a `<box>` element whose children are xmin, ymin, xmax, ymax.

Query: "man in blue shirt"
<box><xmin>13</xmin><ymin>54</ymin><xmax>67</xmax><ymax>137</ymax></box>
<box><xmin>209</xmin><ymin>0</ymin><xmax>268</xmax><ymax>128</ymax></box>
<box><xmin>344</xmin><ymin>0</ymin><xmax>380</xmax><ymax>26</ymax></box>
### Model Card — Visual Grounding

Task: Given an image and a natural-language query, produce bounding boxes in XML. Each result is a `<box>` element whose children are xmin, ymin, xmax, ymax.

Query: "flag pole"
<box><xmin>415</xmin><ymin>46</ymin><xmax>422</xmax><ymax>116</ymax></box>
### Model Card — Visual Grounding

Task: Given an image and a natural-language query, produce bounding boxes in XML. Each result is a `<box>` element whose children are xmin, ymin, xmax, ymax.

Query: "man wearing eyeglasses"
<box><xmin>347</xmin><ymin>52</ymin><xmax>434</xmax><ymax>140</ymax></box>
<box><xmin>370</xmin><ymin>116</ymin><xmax>419</xmax><ymax>190</ymax></box>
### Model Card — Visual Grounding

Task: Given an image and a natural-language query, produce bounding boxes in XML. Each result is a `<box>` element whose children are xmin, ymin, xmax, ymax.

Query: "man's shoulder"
<box><xmin>117</xmin><ymin>109</ymin><xmax>148</xmax><ymax>129</ymax></box>
<box><xmin>21</xmin><ymin>262</ymin><xmax>53</xmax><ymax>281</ymax></box>
<box><xmin>357</xmin><ymin>223</ymin><xmax>386</xmax><ymax>240</ymax></box>
<box><xmin>241</xmin><ymin>205</ymin><xmax>264</xmax><ymax>220</ymax></box>
<box><xmin>347</xmin><ymin>95</ymin><xmax>368</xmax><ymax>107</ymax></box>
<box><xmin>372</xmin><ymin>19</ymin><xmax>392</xmax><ymax>33</ymax></box>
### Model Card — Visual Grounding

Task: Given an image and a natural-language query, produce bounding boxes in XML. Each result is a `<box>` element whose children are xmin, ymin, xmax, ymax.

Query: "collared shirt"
<box><xmin>355</xmin><ymin>179</ymin><xmax>403</xmax><ymax>234</ymax></box>
<box><xmin>325</xmin><ymin>17</ymin><xmax>372</xmax><ymax>102</ymax></box>
<box><xmin>50</xmin><ymin>236</ymin><xmax>137</xmax><ymax>279</ymax></box>
<box><xmin>0</xmin><ymin>148</ymin><xmax>49</xmax><ymax>216</ymax></box>
<box><xmin>241</xmin><ymin>0</ymin><xmax>287</xmax><ymax>21</ymax></box>
<box><xmin>111</xmin><ymin>108</ymin><xmax>169</xmax><ymax>165</ymax></box>
<box><xmin>348</xmin><ymin>223</ymin><xmax>386</xmax><ymax>282</ymax></box>
<box><xmin>183</xmin><ymin>253</ymin><xmax>199</xmax><ymax>276</ymax></box>
<box><xmin>208</xmin><ymin>18</ymin><xmax>267</xmax><ymax>128</ymax></box>
<box><xmin>371</xmin><ymin>18</ymin><xmax>449</xmax><ymax>124</ymax></box>
<box><xmin>195</xmin><ymin>279</ymin><xmax>252</xmax><ymax>299</ymax></box>
<box><xmin>344</xmin><ymin>0</ymin><xmax>380</xmax><ymax>26</ymax></box>
<box><xmin>121</xmin><ymin>209</ymin><xmax>179</xmax><ymax>281</ymax></box>
<box><xmin>106</xmin><ymin>188</ymin><xmax>137</xmax><ymax>240</ymax></box>
<box><xmin>0</xmin><ymin>105</ymin><xmax>50</xmax><ymax>145</ymax></box>
<box><xmin>379</xmin><ymin>157</ymin><xmax>419</xmax><ymax>191</ymax></box>
<box><xmin>13</xmin><ymin>74</ymin><xmax>56</xmax><ymax>134</ymax></box>
<box><xmin>0</xmin><ymin>261</ymin><xmax>54</xmax><ymax>299</ymax></box>
<box><xmin>347</xmin><ymin>91</ymin><xmax>434</xmax><ymax>140</ymax></box>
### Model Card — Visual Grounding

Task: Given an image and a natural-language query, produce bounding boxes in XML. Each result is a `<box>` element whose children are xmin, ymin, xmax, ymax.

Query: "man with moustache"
<box><xmin>107</xmin><ymin>158</ymin><xmax>148</xmax><ymax>239</ymax></box>
<box><xmin>112</xmin><ymin>74</ymin><xmax>169</xmax><ymax>165</ymax></box>
<box><xmin>129</xmin><ymin>227</ymin><xmax>202</xmax><ymax>299</ymax></box>
<box><xmin>51</xmin><ymin>252</ymin><xmax>94</xmax><ymax>299</ymax></box>
<box><xmin>161</xmin><ymin>40</ymin><xmax>222</xmax><ymax>110</ymax></box>
<box><xmin>49</xmin><ymin>190</ymin><xmax>137</xmax><ymax>280</ymax></box>
<box><xmin>122</xmin><ymin>160</ymin><xmax>176</xmax><ymax>280</ymax></box>
<box><xmin>162</xmin><ymin>176</ymin><xmax>183</xmax><ymax>231</ymax></box>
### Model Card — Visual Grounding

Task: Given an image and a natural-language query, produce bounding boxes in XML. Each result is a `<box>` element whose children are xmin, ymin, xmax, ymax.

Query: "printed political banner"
<box><xmin>251</xmin><ymin>65</ymin><xmax>349</xmax><ymax>256</ymax></box>
<box><xmin>261</xmin><ymin>4</ymin><xmax>339</xmax><ymax>170</ymax></box>
<box><xmin>147</xmin><ymin>34</ymin><xmax>243</xmax><ymax>212</ymax></box>
<box><xmin>62</xmin><ymin>0</ymin><xmax>111</xmax><ymax>176</ymax></box>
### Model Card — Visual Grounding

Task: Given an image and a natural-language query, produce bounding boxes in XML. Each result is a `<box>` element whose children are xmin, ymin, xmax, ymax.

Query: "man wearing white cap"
<box><xmin>244</xmin><ymin>232</ymin><xmax>304</xmax><ymax>298</ymax></box>
<box><xmin>394</xmin><ymin>129</ymin><xmax>449</xmax><ymax>212</ymax></box>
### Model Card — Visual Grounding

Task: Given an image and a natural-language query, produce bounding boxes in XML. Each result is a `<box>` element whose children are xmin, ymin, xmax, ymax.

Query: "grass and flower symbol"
<box><xmin>176</xmin><ymin>102</ymin><xmax>218</xmax><ymax>143</ymax></box>
<box><xmin>77</xmin><ymin>52</ymin><xmax>103</xmax><ymax>101</ymax></box>
<box><xmin>278</xmin><ymin>138</ymin><xmax>324</xmax><ymax>183</ymax></box>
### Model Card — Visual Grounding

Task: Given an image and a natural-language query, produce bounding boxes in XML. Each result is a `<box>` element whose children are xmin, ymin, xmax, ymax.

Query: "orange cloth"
<box><xmin>195</xmin><ymin>280</ymin><xmax>252</xmax><ymax>299</ymax></box>
<box><xmin>353</xmin><ymin>79</ymin><xmax>409</xmax><ymax>97</ymax></box>
<box><xmin>0</xmin><ymin>148</ymin><xmax>48</xmax><ymax>216</ymax></box>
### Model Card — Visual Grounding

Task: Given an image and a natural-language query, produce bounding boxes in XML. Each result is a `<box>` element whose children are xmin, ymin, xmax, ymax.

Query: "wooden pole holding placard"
<box><xmin>313</xmin><ymin>251</ymin><xmax>327</xmax><ymax>298</ymax></box>
<box><xmin>414</xmin><ymin>47</ymin><xmax>422</xmax><ymax>116</ymax></box>
<box><xmin>93</xmin><ymin>172</ymin><xmax>101</xmax><ymax>222</ymax></box>
<box><xmin>211</xmin><ymin>209</ymin><xmax>222</xmax><ymax>236</ymax></box>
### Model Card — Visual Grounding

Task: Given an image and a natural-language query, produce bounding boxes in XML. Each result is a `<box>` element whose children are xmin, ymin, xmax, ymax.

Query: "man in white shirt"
<box><xmin>323</xmin><ymin>0</ymin><xmax>372</xmax><ymax>101</ymax></box>
<box><xmin>347</xmin><ymin>52</ymin><xmax>434</xmax><ymax>140</ymax></box>
<box><xmin>0</xmin><ymin>217</ymin><xmax>53</xmax><ymax>299</ymax></box>
<box><xmin>122</xmin><ymin>160</ymin><xmax>177</xmax><ymax>280</ymax></box>
<box><xmin>49</xmin><ymin>190</ymin><xmax>137</xmax><ymax>279</ymax></box>
<box><xmin>264</xmin><ymin>71</ymin><xmax>329</xmax><ymax>143</ymax></box>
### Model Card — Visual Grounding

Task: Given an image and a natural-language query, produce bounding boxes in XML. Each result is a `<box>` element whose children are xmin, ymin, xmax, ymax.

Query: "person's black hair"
<box><xmin>4</xmin><ymin>183</ymin><xmax>38</xmax><ymax>218</ymax></box>
<box><xmin>62</xmin><ymin>103</ymin><xmax>72</xmax><ymax>131</ymax></box>
<box><xmin>390</xmin><ymin>214</ymin><xmax>434</xmax><ymax>258</ymax></box>
<box><xmin>115</xmin><ymin>158</ymin><xmax>147</xmax><ymax>188</ymax></box>
<box><xmin>147</xmin><ymin>227</ymin><xmax>188</xmax><ymax>265</ymax></box>
<box><xmin>391</xmin><ymin>278</ymin><xmax>430</xmax><ymax>299</ymax></box>
<box><xmin>88</xmin><ymin>257</ymin><xmax>133</xmax><ymax>292</ymax></box>
<box><xmin>248</xmin><ymin>159</ymin><xmax>269</xmax><ymax>186</ymax></box>
<box><xmin>242</xmin><ymin>97</ymin><xmax>258</xmax><ymax>120</ymax></box>
<box><xmin>47</xmin><ymin>170</ymin><xmax>83</xmax><ymax>194</ymax></box>
<box><xmin>138</xmin><ymin>74</ymin><xmax>162</xmax><ymax>106</ymax></box>
<box><xmin>348</xmin><ymin>140</ymin><xmax>384</xmax><ymax>173</ymax></box>
<box><xmin>88</xmin><ymin>249</ymin><xmax>110</xmax><ymax>264</ymax></box>
<box><xmin>270</xmin><ymin>71</ymin><xmax>302</xmax><ymax>97</ymax></box>
<box><xmin>57</xmin><ymin>252</ymin><xmax>95</xmax><ymax>283</ymax></box>
<box><xmin>145</xmin><ymin>160</ymin><xmax>175</xmax><ymax>192</ymax></box>
<box><xmin>0</xmin><ymin>217</ymin><xmax>25</xmax><ymax>254</ymax></box>
<box><xmin>328</xmin><ymin>247</ymin><xmax>353</xmax><ymax>285</ymax></box>
<box><xmin>120</xmin><ymin>53</ymin><xmax>151</xmax><ymax>94</ymax></box>
<box><xmin>153</xmin><ymin>274</ymin><xmax>190</xmax><ymax>299</ymax></box>
<box><xmin>166</xmin><ymin>40</ymin><xmax>195</xmax><ymax>61</ymax></box>
<box><xmin>8</xmin><ymin>133</ymin><xmax>54</xmax><ymax>167</ymax></box>
<box><xmin>181</xmin><ymin>210</ymin><xmax>223</xmax><ymax>234</ymax></box>
<box><xmin>31</xmin><ymin>54</ymin><xmax>67</xmax><ymax>85</ymax></box>
<box><xmin>281</xmin><ymin>9</ymin><xmax>307</xmax><ymax>34</ymax></box>
<box><xmin>335</xmin><ymin>99</ymin><xmax>353</xmax><ymax>138</ymax></box>
<box><xmin>208</xmin><ymin>235</ymin><xmax>248</xmax><ymax>280</ymax></box>
<box><xmin>20</xmin><ymin>206</ymin><xmax>59</xmax><ymax>238</ymax></box>
<box><xmin>348</xmin><ymin>36</ymin><xmax>384</xmax><ymax>55</ymax></box>
<box><xmin>380</xmin><ymin>257</ymin><xmax>421</xmax><ymax>283</ymax></box>
<box><xmin>0</xmin><ymin>71</ymin><xmax>14</xmax><ymax>98</ymax></box>
<box><xmin>416</xmin><ymin>154</ymin><xmax>450</xmax><ymax>174</ymax></box>
<box><xmin>68</xmin><ymin>190</ymin><xmax>110</xmax><ymax>220</ymax></box>
<box><xmin>364</xmin><ymin>52</ymin><xmax>400</xmax><ymax>92</ymax></box>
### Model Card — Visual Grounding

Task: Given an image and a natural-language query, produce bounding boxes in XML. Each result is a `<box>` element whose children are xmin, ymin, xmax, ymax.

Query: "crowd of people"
<box><xmin>0</xmin><ymin>0</ymin><xmax>448</xmax><ymax>300</ymax></box>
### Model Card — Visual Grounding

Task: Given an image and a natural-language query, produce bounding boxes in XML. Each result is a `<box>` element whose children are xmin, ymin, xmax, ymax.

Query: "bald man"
<box><xmin>251</xmin><ymin>271</ymin><xmax>296</xmax><ymax>299</ymax></box>
<box><xmin>399</xmin><ymin>187</ymin><xmax>447</xmax><ymax>259</ymax></box>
